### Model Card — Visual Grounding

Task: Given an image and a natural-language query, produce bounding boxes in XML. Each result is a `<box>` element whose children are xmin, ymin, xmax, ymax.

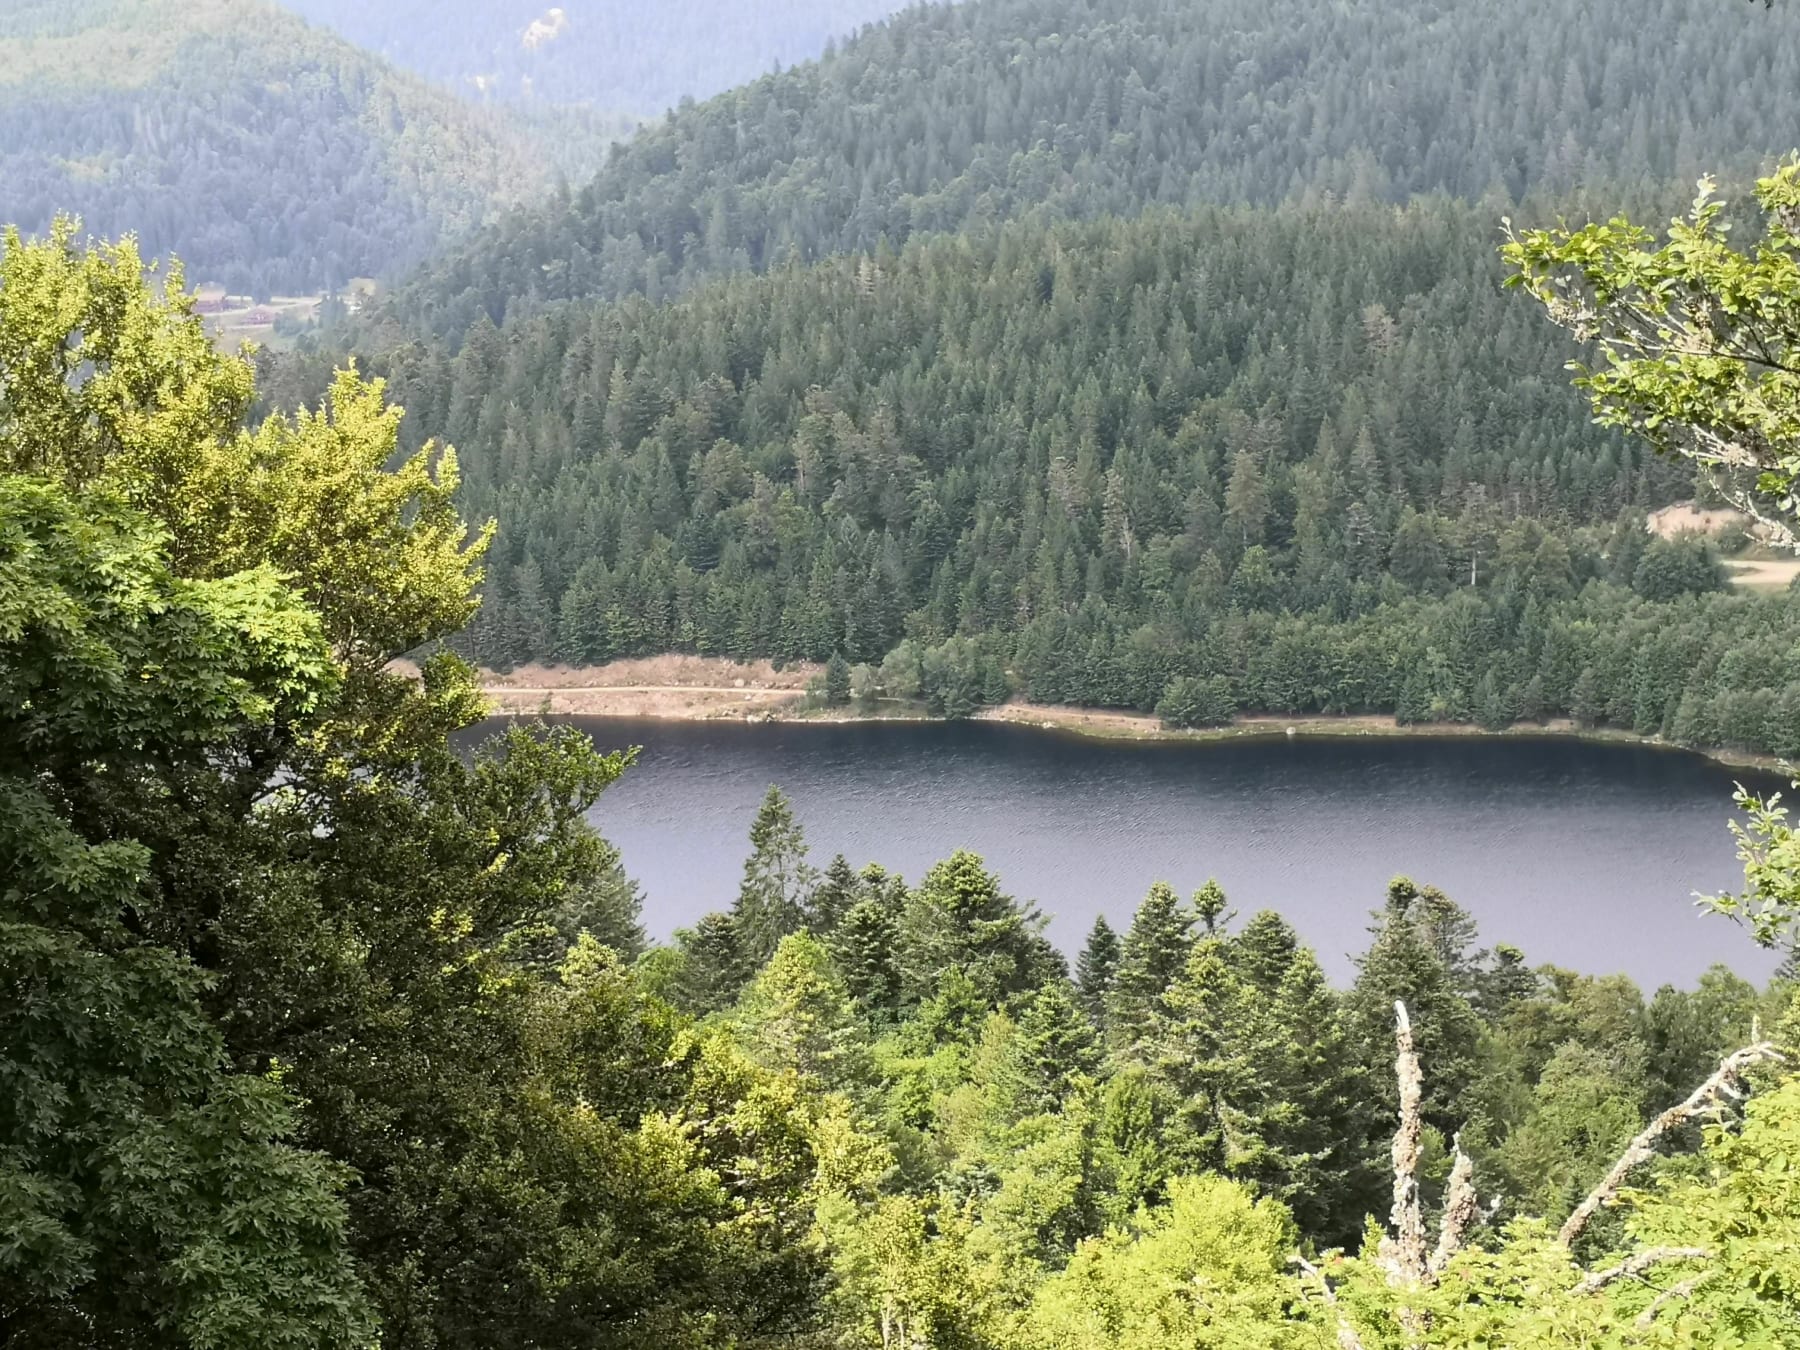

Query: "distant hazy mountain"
<box><xmin>0</xmin><ymin>0</ymin><xmax>550</xmax><ymax>295</ymax></box>
<box><xmin>279</xmin><ymin>0</ymin><xmax>916</xmax><ymax>115</ymax></box>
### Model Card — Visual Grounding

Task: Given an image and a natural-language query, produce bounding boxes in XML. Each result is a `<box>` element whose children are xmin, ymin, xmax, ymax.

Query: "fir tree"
<box><xmin>1249</xmin><ymin>945</ymin><xmax>1376</xmax><ymax>1245</ymax></box>
<box><xmin>672</xmin><ymin>911</ymin><xmax>749</xmax><ymax>1015</ymax></box>
<box><xmin>827</xmin><ymin>864</ymin><xmax>908</xmax><ymax>1020</ymax></box>
<box><xmin>1193</xmin><ymin>878</ymin><xmax>1233</xmax><ymax>935</ymax></box>
<box><xmin>733</xmin><ymin>785</ymin><xmax>818</xmax><ymax>972</ymax></box>
<box><xmin>540</xmin><ymin>856</ymin><xmax>647</xmax><ymax>964</ymax></box>
<box><xmin>824</xmin><ymin>651</ymin><xmax>852</xmax><ymax>705</ymax></box>
<box><xmin>807</xmin><ymin>852</ymin><xmax>862</xmax><ymax>936</ymax></box>
<box><xmin>1344</xmin><ymin>881</ymin><xmax>1487</xmax><ymax>1133</ymax></box>
<box><xmin>1154</xmin><ymin>938</ymin><xmax>1255</xmax><ymax>1176</ymax></box>
<box><xmin>897</xmin><ymin>851</ymin><xmax>1047</xmax><ymax>1007</ymax></box>
<box><xmin>1006</xmin><ymin>981</ymin><xmax>1104</xmax><ymax>1116</ymax></box>
<box><xmin>1395</xmin><ymin>876</ymin><xmax>1487</xmax><ymax>998</ymax></box>
<box><xmin>1571</xmin><ymin>668</ymin><xmax>1603</xmax><ymax>727</ymax></box>
<box><xmin>1228</xmin><ymin>910</ymin><xmax>1297</xmax><ymax>994</ymax></box>
<box><xmin>1106</xmin><ymin>882</ymin><xmax>1196</xmax><ymax>1058</ymax></box>
<box><xmin>830</xmin><ymin>899</ymin><xmax>904</xmax><ymax>1020</ymax></box>
<box><xmin>1778</xmin><ymin>942</ymin><xmax>1800</xmax><ymax>985</ymax></box>
<box><xmin>1076</xmin><ymin>915</ymin><xmax>1123</xmax><ymax>1027</ymax></box>
<box><xmin>1474</xmin><ymin>942</ymin><xmax>1541</xmax><ymax>1022</ymax></box>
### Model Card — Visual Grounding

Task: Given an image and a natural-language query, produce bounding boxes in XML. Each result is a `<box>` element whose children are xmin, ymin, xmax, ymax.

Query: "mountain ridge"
<box><xmin>0</xmin><ymin>0</ymin><xmax>553</xmax><ymax>295</ymax></box>
<box><xmin>279</xmin><ymin>0</ymin><xmax>919</xmax><ymax>115</ymax></box>
<box><xmin>363</xmin><ymin>0</ymin><xmax>1800</xmax><ymax>343</ymax></box>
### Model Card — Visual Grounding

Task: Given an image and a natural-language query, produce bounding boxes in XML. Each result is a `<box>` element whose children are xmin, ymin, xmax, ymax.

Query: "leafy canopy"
<box><xmin>1506</xmin><ymin>163</ymin><xmax>1800</xmax><ymax>544</ymax></box>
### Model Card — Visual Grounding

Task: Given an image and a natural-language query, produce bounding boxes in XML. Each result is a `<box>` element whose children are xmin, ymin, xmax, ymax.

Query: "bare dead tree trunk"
<box><xmin>1428</xmin><ymin>1138</ymin><xmax>1478</xmax><ymax>1279</ymax></box>
<box><xmin>1558</xmin><ymin>1040</ymin><xmax>1786</xmax><ymax>1248</ymax></box>
<box><xmin>1374</xmin><ymin>1002</ymin><xmax>1483</xmax><ymax>1346</ymax></box>
<box><xmin>1378</xmin><ymin>1001</ymin><xmax>1430</xmax><ymax>1288</ymax></box>
<box><xmin>1337</xmin><ymin>1009</ymin><xmax>1781</xmax><ymax>1342</ymax></box>
<box><xmin>1636</xmin><ymin>1275</ymin><xmax>1710</xmax><ymax>1328</ymax></box>
<box><xmin>1574</xmin><ymin>1246</ymin><xmax>1711</xmax><ymax>1295</ymax></box>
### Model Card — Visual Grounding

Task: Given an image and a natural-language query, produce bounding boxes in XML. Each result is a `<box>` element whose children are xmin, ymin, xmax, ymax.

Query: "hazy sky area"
<box><xmin>281</xmin><ymin>0</ymin><xmax>922</xmax><ymax>113</ymax></box>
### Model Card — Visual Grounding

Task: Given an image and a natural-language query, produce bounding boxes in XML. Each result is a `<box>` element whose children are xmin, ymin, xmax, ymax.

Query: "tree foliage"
<box><xmin>0</xmin><ymin>476</ymin><xmax>369</xmax><ymax>1350</ymax></box>
<box><xmin>1</xmin><ymin>225</ymin><xmax>839</xmax><ymax>1349</ymax></box>
<box><xmin>1508</xmin><ymin>163</ymin><xmax>1800</xmax><ymax>546</ymax></box>
<box><xmin>376</xmin><ymin>0</ymin><xmax>1800</xmax><ymax>336</ymax></box>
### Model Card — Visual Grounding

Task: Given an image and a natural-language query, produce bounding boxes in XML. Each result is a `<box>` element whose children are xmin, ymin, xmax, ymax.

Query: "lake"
<box><xmin>535</xmin><ymin>717</ymin><xmax>1790</xmax><ymax>989</ymax></box>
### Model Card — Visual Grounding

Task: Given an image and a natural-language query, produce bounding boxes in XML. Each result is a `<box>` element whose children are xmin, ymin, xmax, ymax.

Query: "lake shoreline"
<box><xmin>477</xmin><ymin>659</ymin><xmax>1790</xmax><ymax>778</ymax></box>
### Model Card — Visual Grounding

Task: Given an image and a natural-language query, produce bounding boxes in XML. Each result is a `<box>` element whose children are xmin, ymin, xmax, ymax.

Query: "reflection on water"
<box><xmin>519</xmin><ymin>717</ymin><xmax>1786</xmax><ymax>988</ymax></box>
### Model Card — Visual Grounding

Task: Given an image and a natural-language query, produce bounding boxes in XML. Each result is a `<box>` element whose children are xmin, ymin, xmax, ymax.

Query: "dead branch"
<box><xmin>1378</xmin><ymin>1001</ymin><xmax>1430</xmax><ymax>1287</ymax></box>
<box><xmin>1291</xmin><ymin>1256</ymin><xmax>1369</xmax><ymax>1350</ymax></box>
<box><xmin>1635</xmin><ymin>1274</ymin><xmax>1710</xmax><ymax>1328</ymax></box>
<box><xmin>1558</xmin><ymin>1041</ymin><xmax>1786</xmax><ymax>1247</ymax></box>
<box><xmin>1574</xmin><ymin>1246</ymin><xmax>1710</xmax><ymax>1295</ymax></box>
<box><xmin>1428</xmin><ymin>1136</ymin><xmax>1478</xmax><ymax>1278</ymax></box>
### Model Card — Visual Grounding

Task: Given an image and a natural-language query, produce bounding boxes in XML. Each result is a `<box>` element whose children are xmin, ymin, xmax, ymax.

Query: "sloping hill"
<box><xmin>371</xmin><ymin>200</ymin><xmax>1667</xmax><ymax>662</ymax></box>
<box><xmin>280</xmin><ymin>0</ymin><xmax>915</xmax><ymax>115</ymax></box>
<box><xmin>0</xmin><ymin>0</ymin><xmax>549</xmax><ymax>294</ymax></box>
<box><xmin>370</xmin><ymin>0</ymin><xmax>1800</xmax><ymax>341</ymax></box>
<box><xmin>354</xmin><ymin>200</ymin><xmax>1800</xmax><ymax>760</ymax></box>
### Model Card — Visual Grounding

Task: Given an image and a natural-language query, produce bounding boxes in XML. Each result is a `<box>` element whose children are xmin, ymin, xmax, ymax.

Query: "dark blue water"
<box><xmin>534</xmin><ymin>718</ymin><xmax>1788</xmax><ymax>989</ymax></box>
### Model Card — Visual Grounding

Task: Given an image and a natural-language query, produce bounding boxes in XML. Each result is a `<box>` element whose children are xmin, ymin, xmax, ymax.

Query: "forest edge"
<box><xmin>465</xmin><ymin>656</ymin><xmax>1791</xmax><ymax>774</ymax></box>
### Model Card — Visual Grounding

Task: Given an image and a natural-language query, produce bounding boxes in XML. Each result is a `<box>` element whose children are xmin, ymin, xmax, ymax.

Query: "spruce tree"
<box><xmin>1250</xmin><ymin>945</ymin><xmax>1376</xmax><ymax>1246</ymax></box>
<box><xmin>830</xmin><ymin>898</ymin><xmax>904</xmax><ymax>1020</ymax></box>
<box><xmin>1193</xmin><ymin>878</ymin><xmax>1233</xmax><ymax>935</ymax></box>
<box><xmin>1344</xmin><ymin>880</ymin><xmax>1487</xmax><ymax>1133</ymax></box>
<box><xmin>1398</xmin><ymin>877</ymin><xmax>1487</xmax><ymax>997</ymax></box>
<box><xmin>1150</xmin><ymin>914</ymin><xmax>1378</xmax><ymax>1244</ymax></box>
<box><xmin>1571</xmin><ymin>667</ymin><xmax>1603</xmax><ymax>727</ymax></box>
<box><xmin>1154</xmin><ymin>937</ymin><xmax>1255</xmax><ymax>1176</ymax></box>
<box><xmin>1076</xmin><ymin>915</ymin><xmax>1123</xmax><ymax>1027</ymax></box>
<box><xmin>807</xmin><ymin>852</ymin><xmax>862</xmax><ymax>936</ymax></box>
<box><xmin>1778</xmin><ymin>942</ymin><xmax>1800</xmax><ymax>985</ymax></box>
<box><xmin>1474</xmin><ymin>942</ymin><xmax>1540</xmax><ymax>1022</ymax></box>
<box><xmin>1006</xmin><ymin>981</ymin><xmax>1104</xmax><ymax>1116</ymax></box>
<box><xmin>824</xmin><ymin>651</ymin><xmax>852</xmax><ymax>705</ymax></box>
<box><xmin>733</xmin><ymin>785</ymin><xmax>818</xmax><ymax>972</ymax></box>
<box><xmin>673</xmin><ymin>911</ymin><xmax>748</xmax><ymax>1015</ymax></box>
<box><xmin>1229</xmin><ymin>909</ymin><xmax>1299</xmax><ymax>995</ymax></box>
<box><xmin>540</xmin><ymin>856</ymin><xmax>647</xmax><ymax>964</ymax></box>
<box><xmin>897</xmin><ymin>850</ymin><xmax>1047</xmax><ymax>1007</ymax></box>
<box><xmin>826</xmin><ymin>864</ymin><xmax>909</xmax><ymax>1021</ymax></box>
<box><xmin>1106</xmin><ymin>882</ymin><xmax>1196</xmax><ymax>1058</ymax></box>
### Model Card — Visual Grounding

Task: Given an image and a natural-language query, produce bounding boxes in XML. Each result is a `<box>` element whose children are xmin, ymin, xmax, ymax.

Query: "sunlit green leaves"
<box><xmin>1505</xmin><ymin>163</ymin><xmax>1800</xmax><ymax>543</ymax></box>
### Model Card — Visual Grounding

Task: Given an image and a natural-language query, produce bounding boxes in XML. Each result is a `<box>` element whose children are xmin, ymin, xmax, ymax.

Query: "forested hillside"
<box><xmin>0</xmin><ymin>0</ymin><xmax>547</xmax><ymax>294</ymax></box>
<box><xmin>283</xmin><ymin>0</ymin><xmax>913</xmax><ymax>115</ymax></box>
<box><xmin>369</xmin><ymin>0</ymin><xmax>1800</xmax><ymax>338</ymax></box>
<box><xmin>343</xmin><ymin>202</ymin><xmax>1800</xmax><ymax>756</ymax></box>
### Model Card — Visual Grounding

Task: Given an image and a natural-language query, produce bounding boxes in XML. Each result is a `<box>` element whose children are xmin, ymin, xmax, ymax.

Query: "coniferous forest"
<box><xmin>280</xmin><ymin>0</ymin><xmax>911</xmax><ymax>118</ymax></box>
<box><xmin>363</xmin><ymin>203</ymin><xmax>1800</xmax><ymax>754</ymax></box>
<box><xmin>368</xmin><ymin>0</ymin><xmax>1800</xmax><ymax>335</ymax></box>
<box><xmin>10</xmin><ymin>0</ymin><xmax>1800</xmax><ymax>1347</ymax></box>
<box><xmin>269</xmin><ymin>0</ymin><xmax>1800</xmax><ymax>758</ymax></box>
